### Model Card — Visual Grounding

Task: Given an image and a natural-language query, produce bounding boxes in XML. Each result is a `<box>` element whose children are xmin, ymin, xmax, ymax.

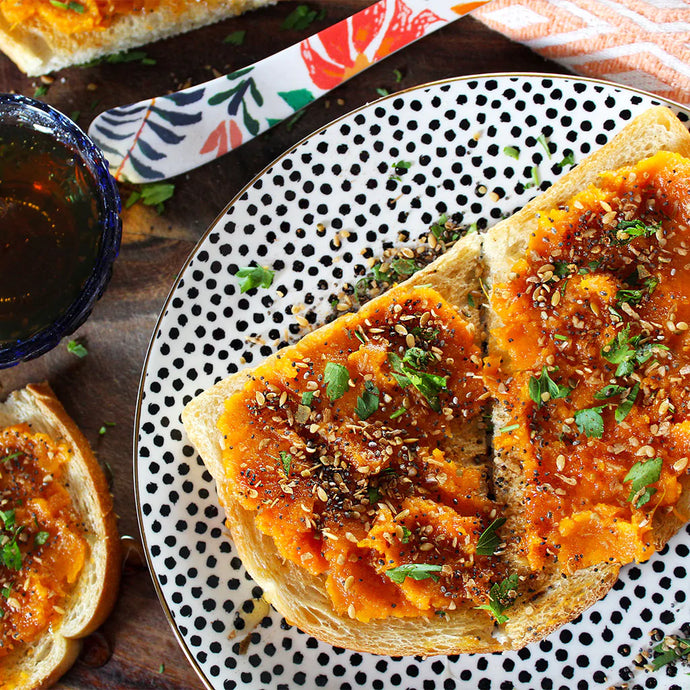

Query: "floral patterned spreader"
<box><xmin>87</xmin><ymin>0</ymin><xmax>489</xmax><ymax>183</ymax></box>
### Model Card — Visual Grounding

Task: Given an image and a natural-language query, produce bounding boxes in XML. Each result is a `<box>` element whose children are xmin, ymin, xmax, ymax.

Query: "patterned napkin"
<box><xmin>473</xmin><ymin>0</ymin><xmax>690</xmax><ymax>104</ymax></box>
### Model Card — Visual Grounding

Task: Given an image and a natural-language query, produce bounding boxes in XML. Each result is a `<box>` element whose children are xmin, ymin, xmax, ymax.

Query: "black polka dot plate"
<box><xmin>135</xmin><ymin>74</ymin><xmax>690</xmax><ymax>690</ymax></box>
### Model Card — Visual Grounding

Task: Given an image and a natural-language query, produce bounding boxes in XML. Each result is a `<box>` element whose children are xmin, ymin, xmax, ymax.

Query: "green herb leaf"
<box><xmin>475</xmin><ymin>573</ymin><xmax>518</xmax><ymax>624</ymax></box>
<box><xmin>613</xmin><ymin>219</ymin><xmax>661</xmax><ymax>244</ymax></box>
<box><xmin>388</xmin><ymin>352</ymin><xmax>447</xmax><ymax>411</ymax></box>
<box><xmin>0</xmin><ymin>509</ymin><xmax>16</xmax><ymax>529</ymax></box>
<box><xmin>392</xmin><ymin>160</ymin><xmax>412</xmax><ymax>171</ymax></box>
<box><xmin>1</xmin><ymin>451</ymin><xmax>22</xmax><ymax>464</ymax></box>
<box><xmin>558</xmin><ymin>151</ymin><xmax>575</xmax><ymax>167</ymax></box>
<box><xmin>389</xmin><ymin>406</ymin><xmax>407</xmax><ymax>420</ymax></box>
<box><xmin>528</xmin><ymin>366</ymin><xmax>572</xmax><ymax>408</ymax></box>
<box><xmin>498</xmin><ymin>423</ymin><xmax>519</xmax><ymax>435</ymax></box>
<box><xmin>301</xmin><ymin>391</ymin><xmax>314</xmax><ymax>407</ymax></box>
<box><xmin>594</xmin><ymin>384</ymin><xmax>627</xmax><ymax>400</ymax></box>
<box><xmin>503</xmin><ymin>145</ymin><xmax>520</xmax><ymax>160</ymax></box>
<box><xmin>385</xmin><ymin>563</ymin><xmax>443</xmax><ymax>584</ymax></box>
<box><xmin>615</xmin><ymin>288</ymin><xmax>644</xmax><ymax>305</ymax></box>
<box><xmin>224</xmin><ymin>30</ymin><xmax>246</xmax><ymax>45</ymax></box>
<box><xmin>34</xmin><ymin>531</ymin><xmax>49</xmax><ymax>546</ymax></box>
<box><xmin>476</xmin><ymin>517</ymin><xmax>507</xmax><ymax>556</ymax></box>
<box><xmin>574</xmin><ymin>405</ymin><xmax>606</xmax><ymax>438</ymax></box>
<box><xmin>614</xmin><ymin>383</ymin><xmax>640</xmax><ymax>423</ymax></box>
<box><xmin>67</xmin><ymin>340</ymin><xmax>88</xmax><ymax>358</ymax></box>
<box><xmin>235</xmin><ymin>265</ymin><xmax>275</xmax><ymax>293</ymax></box>
<box><xmin>49</xmin><ymin>0</ymin><xmax>85</xmax><ymax>12</ymax></box>
<box><xmin>279</xmin><ymin>451</ymin><xmax>292</xmax><ymax>476</ymax></box>
<box><xmin>368</xmin><ymin>485</ymin><xmax>380</xmax><ymax>505</ymax></box>
<box><xmin>158</xmin><ymin>663</ymin><xmax>165</xmax><ymax>674</ymax></box>
<box><xmin>126</xmin><ymin>182</ymin><xmax>174</xmax><ymax>213</ymax></box>
<box><xmin>624</xmin><ymin>456</ymin><xmax>662</xmax><ymax>508</ymax></box>
<box><xmin>354</xmin><ymin>381</ymin><xmax>379</xmax><ymax>420</ymax></box>
<box><xmin>376</xmin><ymin>87</ymin><xmax>389</xmax><ymax>97</ymax></box>
<box><xmin>400</xmin><ymin>526</ymin><xmax>411</xmax><ymax>543</ymax></box>
<box><xmin>1</xmin><ymin>540</ymin><xmax>22</xmax><ymax>570</ymax></box>
<box><xmin>536</xmin><ymin>133</ymin><xmax>551</xmax><ymax>158</ymax></box>
<box><xmin>33</xmin><ymin>84</ymin><xmax>49</xmax><ymax>98</ymax></box>
<box><xmin>554</xmin><ymin>334</ymin><xmax>569</xmax><ymax>342</ymax></box>
<box><xmin>281</xmin><ymin>4</ymin><xmax>324</xmax><ymax>30</ymax></box>
<box><xmin>652</xmin><ymin>637</ymin><xmax>690</xmax><ymax>670</ymax></box>
<box><xmin>324</xmin><ymin>362</ymin><xmax>351</xmax><ymax>401</ymax></box>
<box><xmin>393</xmin><ymin>69</ymin><xmax>403</xmax><ymax>83</ymax></box>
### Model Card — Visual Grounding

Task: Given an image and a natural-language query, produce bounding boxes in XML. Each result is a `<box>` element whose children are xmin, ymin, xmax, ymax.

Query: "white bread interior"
<box><xmin>0</xmin><ymin>382</ymin><xmax>120</xmax><ymax>690</ymax></box>
<box><xmin>0</xmin><ymin>0</ymin><xmax>276</xmax><ymax>76</ymax></box>
<box><xmin>183</xmin><ymin>106</ymin><xmax>690</xmax><ymax>656</ymax></box>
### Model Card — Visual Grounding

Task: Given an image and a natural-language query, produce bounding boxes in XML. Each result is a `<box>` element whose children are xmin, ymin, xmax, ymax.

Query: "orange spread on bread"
<box><xmin>217</xmin><ymin>285</ymin><xmax>504</xmax><ymax>622</ymax></box>
<box><xmin>0</xmin><ymin>0</ymin><xmax>168</xmax><ymax>33</ymax></box>
<box><xmin>0</xmin><ymin>424</ymin><xmax>88</xmax><ymax>660</ymax></box>
<box><xmin>489</xmin><ymin>151</ymin><xmax>690</xmax><ymax>574</ymax></box>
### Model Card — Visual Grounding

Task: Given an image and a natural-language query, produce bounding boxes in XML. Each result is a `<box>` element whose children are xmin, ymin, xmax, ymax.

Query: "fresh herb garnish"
<box><xmin>554</xmin><ymin>334</ymin><xmax>569</xmax><ymax>342</ymax></box>
<box><xmin>557</xmin><ymin>151</ymin><xmax>575</xmax><ymax>167</ymax></box>
<box><xmin>1</xmin><ymin>451</ymin><xmax>22</xmax><ymax>464</ymax></box>
<box><xmin>524</xmin><ymin>165</ymin><xmax>540</xmax><ymax>189</ymax></box>
<box><xmin>224</xmin><ymin>30</ymin><xmax>246</xmax><ymax>45</ymax></box>
<box><xmin>0</xmin><ymin>509</ymin><xmax>15</xmax><ymax>529</ymax></box>
<box><xmin>574</xmin><ymin>405</ymin><xmax>606</xmax><ymax>439</ymax></box>
<box><xmin>624</xmin><ymin>456</ymin><xmax>662</xmax><ymax>508</ymax></box>
<box><xmin>125</xmin><ymin>182</ymin><xmax>175</xmax><ymax>214</ymax></box>
<box><xmin>98</xmin><ymin>421</ymin><xmax>116</xmax><ymax>436</ymax></box>
<box><xmin>651</xmin><ymin>636</ymin><xmax>690</xmax><ymax>670</ymax></box>
<box><xmin>393</xmin><ymin>69</ymin><xmax>403</xmax><ymax>83</ymax></box>
<box><xmin>498</xmin><ymin>424</ymin><xmax>519</xmax><ymax>434</ymax></box>
<box><xmin>389</xmin><ymin>406</ymin><xmax>407</xmax><ymax>420</ymax></box>
<box><xmin>279</xmin><ymin>451</ymin><xmax>292</xmax><ymax>476</ymax></box>
<box><xmin>67</xmin><ymin>340</ymin><xmax>88</xmax><ymax>358</ymax></box>
<box><xmin>354</xmin><ymin>381</ymin><xmax>379</xmax><ymax>420</ymax></box>
<box><xmin>615</xmin><ymin>288</ymin><xmax>644</xmax><ymax>305</ymax></box>
<box><xmin>503</xmin><ymin>145</ymin><xmax>520</xmax><ymax>160</ymax></box>
<box><xmin>281</xmin><ymin>4</ymin><xmax>325</xmax><ymax>30</ymax></box>
<box><xmin>614</xmin><ymin>383</ymin><xmax>640</xmax><ymax>423</ymax></box>
<box><xmin>376</xmin><ymin>87</ymin><xmax>389</xmax><ymax>97</ymax></box>
<box><xmin>385</xmin><ymin>563</ymin><xmax>443</xmax><ymax>584</ymax></box>
<box><xmin>536</xmin><ymin>133</ymin><xmax>551</xmax><ymax>158</ymax></box>
<box><xmin>34</xmin><ymin>531</ymin><xmax>49</xmax><ymax>546</ymax></box>
<box><xmin>601</xmin><ymin>325</ymin><xmax>668</xmax><ymax>377</ymax></box>
<box><xmin>528</xmin><ymin>366</ymin><xmax>572</xmax><ymax>408</ymax></box>
<box><xmin>613</xmin><ymin>218</ymin><xmax>661</xmax><ymax>244</ymax></box>
<box><xmin>1</xmin><ymin>540</ymin><xmax>21</xmax><ymax>571</ymax></box>
<box><xmin>324</xmin><ymin>362</ymin><xmax>351</xmax><ymax>401</ymax></box>
<box><xmin>388</xmin><ymin>351</ymin><xmax>447</xmax><ymax>412</ymax></box>
<box><xmin>234</xmin><ymin>265</ymin><xmax>275</xmax><ymax>293</ymax></box>
<box><xmin>475</xmin><ymin>573</ymin><xmax>519</xmax><ymax>624</ymax></box>
<box><xmin>476</xmin><ymin>517</ymin><xmax>507</xmax><ymax>556</ymax></box>
<box><xmin>301</xmin><ymin>391</ymin><xmax>314</xmax><ymax>407</ymax></box>
<box><xmin>400</xmin><ymin>526</ymin><xmax>411</xmax><ymax>543</ymax></box>
<box><xmin>49</xmin><ymin>0</ymin><xmax>85</xmax><ymax>12</ymax></box>
<box><xmin>594</xmin><ymin>384</ymin><xmax>627</xmax><ymax>400</ymax></box>
<box><xmin>368</xmin><ymin>485</ymin><xmax>380</xmax><ymax>504</ymax></box>
<box><xmin>33</xmin><ymin>84</ymin><xmax>49</xmax><ymax>98</ymax></box>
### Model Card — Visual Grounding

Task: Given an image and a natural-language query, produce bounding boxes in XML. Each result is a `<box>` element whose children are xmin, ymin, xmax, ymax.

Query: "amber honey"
<box><xmin>0</xmin><ymin>124</ymin><xmax>102</xmax><ymax>344</ymax></box>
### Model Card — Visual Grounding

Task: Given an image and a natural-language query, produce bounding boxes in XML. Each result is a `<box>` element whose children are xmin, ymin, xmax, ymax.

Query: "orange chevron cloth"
<box><xmin>473</xmin><ymin>0</ymin><xmax>690</xmax><ymax>104</ymax></box>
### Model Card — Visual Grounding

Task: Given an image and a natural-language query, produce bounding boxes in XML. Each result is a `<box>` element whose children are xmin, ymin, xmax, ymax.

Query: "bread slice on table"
<box><xmin>0</xmin><ymin>382</ymin><xmax>120</xmax><ymax>690</ymax></box>
<box><xmin>0</xmin><ymin>0</ymin><xmax>277</xmax><ymax>76</ymax></box>
<box><xmin>182</xmin><ymin>232</ymin><xmax>512</xmax><ymax>656</ymax></box>
<box><xmin>184</xmin><ymin>106</ymin><xmax>690</xmax><ymax>656</ymax></box>
<box><xmin>483</xmin><ymin>106</ymin><xmax>690</xmax><ymax>648</ymax></box>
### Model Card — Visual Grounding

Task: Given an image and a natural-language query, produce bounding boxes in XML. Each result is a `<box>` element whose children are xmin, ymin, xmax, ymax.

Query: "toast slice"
<box><xmin>483</xmin><ymin>106</ymin><xmax>690</xmax><ymax>647</ymax></box>
<box><xmin>183</xmin><ymin>106</ymin><xmax>690</xmax><ymax>656</ymax></box>
<box><xmin>0</xmin><ymin>0</ymin><xmax>276</xmax><ymax>76</ymax></box>
<box><xmin>0</xmin><ymin>382</ymin><xmax>120</xmax><ymax>690</ymax></box>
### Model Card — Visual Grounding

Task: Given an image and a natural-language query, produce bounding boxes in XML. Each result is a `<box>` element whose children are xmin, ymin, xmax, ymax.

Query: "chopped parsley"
<box><xmin>367</xmin><ymin>485</ymin><xmax>380</xmax><ymax>505</ymax></box>
<box><xmin>624</xmin><ymin>456</ymin><xmax>662</xmax><ymax>508</ymax></box>
<box><xmin>476</xmin><ymin>517</ymin><xmax>507</xmax><ymax>556</ymax></box>
<box><xmin>234</xmin><ymin>265</ymin><xmax>275</xmax><ymax>293</ymax></box>
<box><xmin>393</xmin><ymin>69</ymin><xmax>403</xmax><ymax>83</ymax></box>
<box><xmin>49</xmin><ymin>0</ymin><xmax>85</xmax><ymax>12</ymax></box>
<box><xmin>528</xmin><ymin>366</ymin><xmax>572</xmax><ymax>408</ymax></box>
<box><xmin>224</xmin><ymin>30</ymin><xmax>246</xmax><ymax>45</ymax></box>
<box><xmin>354</xmin><ymin>381</ymin><xmax>379</xmax><ymax>420</ymax></box>
<box><xmin>279</xmin><ymin>451</ymin><xmax>292</xmax><ymax>476</ymax></box>
<box><xmin>389</xmin><ymin>406</ymin><xmax>407</xmax><ymax>420</ymax></box>
<box><xmin>574</xmin><ymin>405</ymin><xmax>605</xmax><ymax>439</ymax></box>
<box><xmin>34</xmin><ymin>531</ymin><xmax>49</xmax><ymax>546</ymax></box>
<box><xmin>67</xmin><ymin>340</ymin><xmax>88</xmax><ymax>358</ymax></box>
<box><xmin>400</xmin><ymin>526</ymin><xmax>411</xmax><ymax>543</ymax></box>
<box><xmin>388</xmin><ymin>351</ymin><xmax>447</xmax><ymax>412</ymax></box>
<box><xmin>594</xmin><ymin>384</ymin><xmax>627</xmax><ymax>400</ymax></box>
<box><xmin>651</xmin><ymin>636</ymin><xmax>690</xmax><ymax>670</ymax></box>
<box><xmin>376</xmin><ymin>87</ymin><xmax>389</xmax><ymax>97</ymax></box>
<box><xmin>125</xmin><ymin>181</ymin><xmax>175</xmax><ymax>214</ymax></box>
<box><xmin>613</xmin><ymin>218</ymin><xmax>661</xmax><ymax>244</ymax></box>
<box><xmin>614</xmin><ymin>383</ymin><xmax>639</xmax><ymax>423</ymax></box>
<box><xmin>385</xmin><ymin>563</ymin><xmax>443</xmax><ymax>584</ymax></box>
<box><xmin>1</xmin><ymin>541</ymin><xmax>21</xmax><ymax>571</ymax></box>
<box><xmin>498</xmin><ymin>423</ymin><xmax>519</xmax><ymax>435</ymax></box>
<box><xmin>1</xmin><ymin>451</ymin><xmax>22</xmax><ymax>464</ymax></box>
<box><xmin>301</xmin><ymin>391</ymin><xmax>314</xmax><ymax>407</ymax></box>
<box><xmin>536</xmin><ymin>133</ymin><xmax>551</xmax><ymax>158</ymax></box>
<box><xmin>503</xmin><ymin>145</ymin><xmax>520</xmax><ymax>160</ymax></box>
<box><xmin>475</xmin><ymin>573</ymin><xmax>518</xmax><ymax>624</ymax></box>
<box><xmin>557</xmin><ymin>151</ymin><xmax>575</xmax><ymax>168</ymax></box>
<box><xmin>601</xmin><ymin>325</ymin><xmax>668</xmax><ymax>377</ymax></box>
<box><xmin>281</xmin><ymin>4</ymin><xmax>325</xmax><ymax>30</ymax></box>
<box><xmin>323</xmin><ymin>362</ymin><xmax>351</xmax><ymax>401</ymax></box>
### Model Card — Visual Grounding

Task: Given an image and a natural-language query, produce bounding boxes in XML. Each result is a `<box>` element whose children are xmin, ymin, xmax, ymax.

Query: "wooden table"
<box><xmin>0</xmin><ymin>3</ymin><xmax>570</xmax><ymax>687</ymax></box>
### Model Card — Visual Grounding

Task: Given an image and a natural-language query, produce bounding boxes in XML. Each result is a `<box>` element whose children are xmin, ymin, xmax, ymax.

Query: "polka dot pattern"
<box><xmin>136</xmin><ymin>76</ymin><xmax>690</xmax><ymax>690</ymax></box>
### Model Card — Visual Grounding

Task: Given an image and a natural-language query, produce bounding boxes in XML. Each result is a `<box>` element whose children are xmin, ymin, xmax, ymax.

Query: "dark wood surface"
<box><xmin>0</xmin><ymin>3</ymin><xmax>571</xmax><ymax>688</ymax></box>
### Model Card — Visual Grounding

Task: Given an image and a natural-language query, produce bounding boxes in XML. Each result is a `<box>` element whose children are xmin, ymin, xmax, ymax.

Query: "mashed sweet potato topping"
<box><xmin>0</xmin><ymin>0</ymin><xmax>197</xmax><ymax>33</ymax></box>
<box><xmin>0</xmin><ymin>424</ymin><xmax>88</xmax><ymax>660</ymax></box>
<box><xmin>489</xmin><ymin>151</ymin><xmax>690</xmax><ymax>574</ymax></box>
<box><xmin>218</xmin><ymin>285</ymin><xmax>505</xmax><ymax>622</ymax></box>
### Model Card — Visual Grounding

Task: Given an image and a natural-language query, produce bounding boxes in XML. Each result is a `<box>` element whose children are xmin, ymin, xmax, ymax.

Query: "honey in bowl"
<box><xmin>0</xmin><ymin>94</ymin><xmax>121</xmax><ymax>366</ymax></box>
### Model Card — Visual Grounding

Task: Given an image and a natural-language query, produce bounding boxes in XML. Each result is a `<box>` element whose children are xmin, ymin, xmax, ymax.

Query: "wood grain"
<box><xmin>0</xmin><ymin>2</ymin><xmax>570</xmax><ymax>687</ymax></box>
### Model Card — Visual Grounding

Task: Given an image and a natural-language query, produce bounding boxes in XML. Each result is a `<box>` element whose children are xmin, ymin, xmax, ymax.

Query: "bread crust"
<box><xmin>0</xmin><ymin>382</ymin><xmax>120</xmax><ymax>690</ymax></box>
<box><xmin>183</xmin><ymin>106</ymin><xmax>690</xmax><ymax>656</ymax></box>
<box><xmin>0</xmin><ymin>0</ymin><xmax>277</xmax><ymax>75</ymax></box>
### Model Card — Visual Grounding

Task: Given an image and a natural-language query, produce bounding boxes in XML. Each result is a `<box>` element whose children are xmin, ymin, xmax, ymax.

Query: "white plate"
<box><xmin>135</xmin><ymin>74</ymin><xmax>690</xmax><ymax>690</ymax></box>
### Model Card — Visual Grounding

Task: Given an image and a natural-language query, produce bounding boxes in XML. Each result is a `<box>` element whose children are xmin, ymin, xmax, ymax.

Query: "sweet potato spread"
<box><xmin>0</xmin><ymin>0</ymin><xmax>208</xmax><ymax>33</ymax></box>
<box><xmin>489</xmin><ymin>151</ymin><xmax>690</xmax><ymax>574</ymax></box>
<box><xmin>0</xmin><ymin>424</ymin><xmax>88</xmax><ymax>660</ymax></box>
<box><xmin>218</xmin><ymin>285</ymin><xmax>505</xmax><ymax>622</ymax></box>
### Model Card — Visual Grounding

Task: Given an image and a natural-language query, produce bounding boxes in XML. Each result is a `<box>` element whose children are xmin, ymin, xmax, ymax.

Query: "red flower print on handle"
<box><xmin>301</xmin><ymin>0</ymin><xmax>444</xmax><ymax>91</ymax></box>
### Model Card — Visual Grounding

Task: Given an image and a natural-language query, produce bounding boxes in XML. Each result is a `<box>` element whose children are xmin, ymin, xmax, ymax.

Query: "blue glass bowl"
<box><xmin>0</xmin><ymin>93</ymin><xmax>121</xmax><ymax>367</ymax></box>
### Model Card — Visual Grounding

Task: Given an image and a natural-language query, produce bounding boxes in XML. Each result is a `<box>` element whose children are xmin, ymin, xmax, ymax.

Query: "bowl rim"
<box><xmin>0</xmin><ymin>92</ymin><xmax>122</xmax><ymax>367</ymax></box>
